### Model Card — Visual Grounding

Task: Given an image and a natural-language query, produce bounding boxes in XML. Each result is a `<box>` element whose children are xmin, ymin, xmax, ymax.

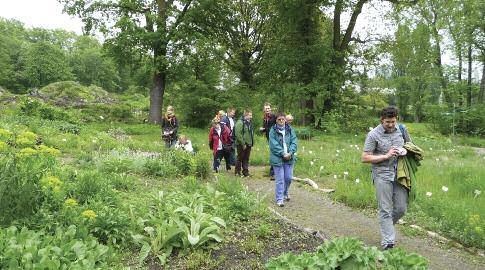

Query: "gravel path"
<box><xmin>243</xmin><ymin>166</ymin><xmax>485</xmax><ymax>270</ymax></box>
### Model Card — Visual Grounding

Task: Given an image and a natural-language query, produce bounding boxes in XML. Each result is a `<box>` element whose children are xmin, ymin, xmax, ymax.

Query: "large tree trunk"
<box><xmin>430</xmin><ymin>8</ymin><xmax>446</xmax><ymax>95</ymax></box>
<box><xmin>458</xmin><ymin>47</ymin><xmax>462</xmax><ymax>81</ymax></box>
<box><xmin>239</xmin><ymin>51</ymin><xmax>254</xmax><ymax>89</ymax></box>
<box><xmin>479</xmin><ymin>57</ymin><xmax>485</xmax><ymax>103</ymax></box>
<box><xmin>149</xmin><ymin>71</ymin><xmax>166</xmax><ymax>124</ymax></box>
<box><xmin>467</xmin><ymin>42</ymin><xmax>472</xmax><ymax>107</ymax></box>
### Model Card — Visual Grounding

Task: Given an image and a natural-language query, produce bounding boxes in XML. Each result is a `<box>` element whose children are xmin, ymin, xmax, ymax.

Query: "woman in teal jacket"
<box><xmin>269</xmin><ymin>112</ymin><xmax>298</xmax><ymax>207</ymax></box>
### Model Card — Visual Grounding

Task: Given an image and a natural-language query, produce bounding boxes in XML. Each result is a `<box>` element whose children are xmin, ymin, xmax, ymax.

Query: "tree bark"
<box><xmin>479</xmin><ymin>57</ymin><xmax>485</xmax><ymax>103</ymax></box>
<box><xmin>148</xmin><ymin>0</ymin><xmax>168</xmax><ymax>123</ymax></box>
<box><xmin>467</xmin><ymin>42</ymin><xmax>472</xmax><ymax>107</ymax></box>
<box><xmin>149</xmin><ymin>71</ymin><xmax>166</xmax><ymax>123</ymax></box>
<box><xmin>458</xmin><ymin>47</ymin><xmax>462</xmax><ymax>81</ymax></box>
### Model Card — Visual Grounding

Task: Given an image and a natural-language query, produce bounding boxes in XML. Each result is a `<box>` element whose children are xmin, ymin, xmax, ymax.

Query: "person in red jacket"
<box><xmin>209</xmin><ymin>118</ymin><xmax>233</xmax><ymax>173</ymax></box>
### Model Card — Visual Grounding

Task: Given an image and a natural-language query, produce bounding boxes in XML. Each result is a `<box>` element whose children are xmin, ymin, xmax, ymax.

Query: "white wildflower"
<box><xmin>441</xmin><ymin>186</ymin><xmax>448</xmax><ymax>192</ymax></box>
<box><xmin>320</xmin><ymin>165</ymin><xmax>324</xmax><ymax>170</ymax></box>
<box><xmin>429</xmin><ymin>148</ymin><xmax>433</xmax><ymax>151</ymax></box>
<box><xmin>309</xmin><ymin>150</ymin><xmax>313</xmax><ymax>154</ymax></box>
<box><xmin>426</xmin><ymin>192</ymin><xmax>432</xmax><ymax>197</ymax></box>
<box><xmin>99</xmin><ymin>115</ymin><xmax>104</xmax><ymax>120</ymax></box>
<box><xmin>310</xmin><ymin>161</ymin><xmax>314</xmax><ymax>166</ymax></box>
<box><xmin>344</xmin><ymin>171</ymin><xmax>349</xmax><ymax>175</ymax></box>
<box><xmin>436</xmin><ymin>158</ymin><xmax>440</xmax><ymax>162</ymax></box>
<box><xmin>336</xmin><ymin>150</ymin><xmax>340</xmax><ymax>153</ymax></box>
<box><xmin>336</xmin><ymin>153</ymin><xmax>339</xmax><ymax>157</ymax></box>
<box><xmin>333</xmin><ymin>175</ymin><xmax>337</xmax><ymax>179</ymax></box>
<box><xmin>474</xmin><ymin>190</ymin><xmax>481</xmax><ymax>198</ymax></box>
<box><xmin>368</xmin><ymin>127</ymin><xmax>373</xmax><ymax>131</ymax></box>
<box><xmin>62</xmin><ymin>138</ymin><xmax>67</xmax><ymax>142</ymax></box>
<box><xmin>355</xmin><ymin>178</ymin><xmax>360</xmax><ymax>183</ymax></box>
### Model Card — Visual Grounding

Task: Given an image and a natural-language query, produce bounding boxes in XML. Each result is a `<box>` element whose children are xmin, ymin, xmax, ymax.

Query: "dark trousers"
<box><xmin>229</xmin><ymin>148</ymin><xmax>236</xmax><ymax>166</ymax></box>
<box><xmin>214</xmin><ymin>149</ymin><xmax>231</xmax><ymax>171</ymax></box>
<box><xmin>236</xmin><ymin>145</ymin><xmax>252</xmax><ymax>176</ymax></box>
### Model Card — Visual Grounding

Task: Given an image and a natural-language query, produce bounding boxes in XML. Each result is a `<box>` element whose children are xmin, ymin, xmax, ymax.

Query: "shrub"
<box><xmin>193</xmin><ymin>152</ymin><xmax>211</xmax><ymax>179</ymax></box>
<box><xmin>70</xmin><ymin>170</ymin><xmax>112</xmax><ymax>204</ymax></box>
<box><xmin>0</xmin><ymin>142</ymin><xmax>58</xmax><ymax>225</ymax></box>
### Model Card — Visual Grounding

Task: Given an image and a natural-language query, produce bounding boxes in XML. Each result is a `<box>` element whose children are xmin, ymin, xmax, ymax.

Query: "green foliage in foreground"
<box><xmin>265</xmin><ymin>237</ymin><xmax>427</xmax><ymax>270</ymax></box>
<box><xmin>0</xmin><ymin>225</ymin><xmax>118</xmax><ymax>270</ymax></box>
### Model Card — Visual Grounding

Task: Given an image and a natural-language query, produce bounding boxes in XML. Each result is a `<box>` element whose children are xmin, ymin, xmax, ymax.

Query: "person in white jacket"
<box><xmin>174</xmin><ymin>135</ymin><xmax>194</xmax><ymax>153</ymax></box>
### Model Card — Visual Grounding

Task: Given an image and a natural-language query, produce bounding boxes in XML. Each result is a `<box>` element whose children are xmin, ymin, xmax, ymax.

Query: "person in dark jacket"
<box><xmin>220</xmin><ymin>107</ymin><xmax>236</xmax><ymax>166</ymax></box>
<box><xmin>260</xmin><ymin>102</ymin><xmax>276</xmax><ymax>180</ymax></box>
<box><xmin>269</xmin><ymin>112</ymin><xmax>298</xmax><ymax>207</ymax></box>
<box><xmin>209</xmin><ymin>118</ymin><xmax>232</xmax><ymax>172</ymax></box>
<box><xmin>235</xmin><ymin>109</ymin><xmax>254</xmax><ymax>177</ymax></box>
<box><xmin>161</xmin><ymin>105</ymin><xmax>178</xmax><ymax>148</ymax></box>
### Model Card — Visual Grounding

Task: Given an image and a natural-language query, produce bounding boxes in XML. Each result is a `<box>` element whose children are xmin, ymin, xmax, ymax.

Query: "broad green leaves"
<box><xmin>265</xmin><ymin>237</ymin><xmax>427</xmax><ymax>270</ymax></box>
<box><xmin>134</xmin><ymin>188</ymin><xmax>227</xmax><ymax>266</ymax></box>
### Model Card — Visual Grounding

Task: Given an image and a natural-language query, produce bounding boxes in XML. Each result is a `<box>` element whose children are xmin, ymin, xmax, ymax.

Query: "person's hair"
<box><xmin>243</xmin><ymin>109</ymin><xmax>252</xmax><ymax>116</ymax></box>
<box><xmin>285</xmin><ymin>114</ymin><xmax>293</xmax><ymax>120</ymax></box>
<box><xmin>218</xmin><ymin>110</ymin><xmax>225</xmax><ymax>116</ymax></box>
<box><xmin>179</xmin><ymin>134</ymin><xmax>187</xmax><ymax>141</ymax></box>
<box><xmin>380</xmin><ymin>106</ymin><xmax>398</xmax><ymax>119</ymax></box>
<box><xmin>227</xmin><ymin>107</ymin><xmax>235</xmax><ymax>113</ymax></box>
<box><xmin>211</xmin><ymin>117</ymin><xmax>220</xmax><ymax>125</ymax></box>
<box><xmin>276</xmin><ymin>112</ymin><xmax>286</xmax><ymax>119</ymax></box>
<box><xmin>263</xmin><ymin>102</ymin><xmax>271</xmax><ymax>108</ymax></box>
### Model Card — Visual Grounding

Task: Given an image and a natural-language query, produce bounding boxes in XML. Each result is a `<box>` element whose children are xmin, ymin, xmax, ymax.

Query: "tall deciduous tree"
<box><xmin>60</xmin><ymin>0</ymin><xmax>194</xmax><ymax>123</ymax></box>
<box><xmin>192</xmin><ymin>0</ymin><xmax>267</xmax><ymax>90</ymax></box>
<box><xmin>323</xmin><ymin>0</ymin><xmax>418</xmax><ymax>112</ymax></box>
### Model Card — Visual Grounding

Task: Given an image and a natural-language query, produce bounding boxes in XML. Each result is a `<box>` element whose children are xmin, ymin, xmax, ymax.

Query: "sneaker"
<box><xmin>235</xmin><ymin>173</ymin><xmax>242</xmax><ymax>177</ymax></box>
<box><xmin>276</xmin><ymin>201</ymin><xmax>284</xmax><ymax>207</ymax></box>
<box><xmin>284</xmin><ymin>195</ymin><xmax>290</xmax><ymax>202</ymax></box>
<box><xmin>383</xmin><ymin>244</ymin><xmax>394</xmax><ymax>250</ymax></box>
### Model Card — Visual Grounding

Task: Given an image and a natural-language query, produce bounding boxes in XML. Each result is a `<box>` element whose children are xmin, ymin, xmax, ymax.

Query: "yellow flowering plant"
<box><xmin>82</xmin><ymin>210</ymin><xmax>97</xmax><ymax>219</ymax></box>
<box><xmin>40</xmin><ymin>176</ymin><xmax>63</xmax><ymax>194</ymax></box>
<box><xmin>0</xmin><ymin>141</ymin><xmax>8</xmax><ymax>152</ymax></box>
<box><xmin>16</xmin><ymin>131</ymin><xmax>38</xmax><ymax>147</ymax></box>
<box><xmin>35</xmin><ymin>145</ymin><xmax>61</xmax><ymax>156</ymax></box>
<box><xmin>16</xmin><ymin>147</ymin><xmax>38</xmax><ymax>158</ymax></box>
<box><xmin>0</xmin><ymin>128</ymin><xmax>12</xmax><ymax>140</ymax></box>
<box><xmin>64</xmin><ymin>198</ymin><xmax>78</xmax><ymax>207</ymax></box>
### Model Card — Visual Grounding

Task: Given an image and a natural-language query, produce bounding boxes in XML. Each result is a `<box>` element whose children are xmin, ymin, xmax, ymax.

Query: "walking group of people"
<box><xmin>162</xmin><ymin>104</ymin><xmax>418</xmax><ymax>251</ymax></box>
<box><xmin>208</xmin><ymin>103</ymin><xmax>298</xmax><ymax>208</ymax></box>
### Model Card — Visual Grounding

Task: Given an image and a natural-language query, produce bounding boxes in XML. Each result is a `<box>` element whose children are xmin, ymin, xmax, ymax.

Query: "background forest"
<box><xmin>0</xmin><ymin>0</ymin><xmax>483</xmax><ymax>136</ymax></box>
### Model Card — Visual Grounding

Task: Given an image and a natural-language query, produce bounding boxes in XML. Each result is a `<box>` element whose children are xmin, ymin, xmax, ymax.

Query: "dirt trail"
<box><xmin>243</xmin><ymin>166</ymin><xmax>485</xmax><ymax>270</ymax></box>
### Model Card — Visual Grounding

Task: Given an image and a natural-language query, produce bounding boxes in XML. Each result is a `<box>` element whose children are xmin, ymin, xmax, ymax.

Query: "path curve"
<box><xmin>243</xmin><ymin>166</ymin><xmax>485</xmax><ymax>270</ymax></box>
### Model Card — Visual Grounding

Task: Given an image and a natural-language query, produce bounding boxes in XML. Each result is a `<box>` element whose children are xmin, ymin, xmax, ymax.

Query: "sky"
<box><xmin>0</xmin><ymin>0</ymin><xmax>83</xmax><ymax>34</ymax></box>
<box><xmin>0</xmin><ymin>0</ymin><xmax>480</xmax><ymax>80</ymax></box>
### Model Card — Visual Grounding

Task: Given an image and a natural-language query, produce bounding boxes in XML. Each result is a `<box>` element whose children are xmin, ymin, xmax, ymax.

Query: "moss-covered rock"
<box><xmin>36</xmin><ymin>81</ymin><xmax>116</xmax><ymax>107</ymax></box>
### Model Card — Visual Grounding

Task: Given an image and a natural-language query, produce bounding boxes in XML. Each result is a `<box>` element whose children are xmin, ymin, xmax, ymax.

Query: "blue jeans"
<box><xmin>274</xmin><ymin>162</ymin><xmax>294</xmax><ymax>203</ymax></box>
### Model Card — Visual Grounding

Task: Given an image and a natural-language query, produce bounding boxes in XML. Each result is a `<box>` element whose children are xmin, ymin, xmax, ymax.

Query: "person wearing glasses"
<box><xmin>161</xmin><ymin>105</ymin><xmax>179</xmax><ymax>148</ymax></box>
<box><xmin>269</xmin><ymin>112</ymin><xmax>298</xmax><ymax>207</ymax></box>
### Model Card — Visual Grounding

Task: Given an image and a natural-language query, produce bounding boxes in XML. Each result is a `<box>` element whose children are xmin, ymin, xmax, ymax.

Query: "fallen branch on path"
<box><xmin>409</xmin><ymin>224</ymin><xmax>485</xmax><ymax>257</ymax></box>
<box><xmin>293</xmin><ymin>177</ymin><xmax>335</xmax><ymax>193</ymax></box>
<box><xmin>267</xmin><ymin>206</ymin><xmax>328</xmax><ymax>242</ymax></box>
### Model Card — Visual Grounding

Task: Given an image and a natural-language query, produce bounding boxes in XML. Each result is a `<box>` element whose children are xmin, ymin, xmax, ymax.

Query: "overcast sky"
<box><xmin>0</xmin><ymin>0</ymin><xmax>83</xmax><ymax>34</ymax></box>
<box><xmin>0</xmin><ymin>0</ymin><xmax>479</xmax><ymax>79</ymax></box>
